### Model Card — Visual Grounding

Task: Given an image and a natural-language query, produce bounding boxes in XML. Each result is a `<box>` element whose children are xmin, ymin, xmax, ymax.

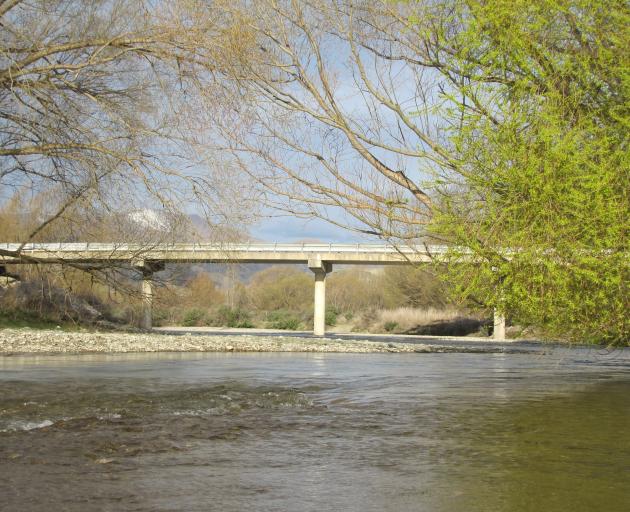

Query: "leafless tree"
<box><xmin>207</xmin><ymin>0</ymin><xmax>470</xmax><ymax>243</ymax></box>
<box><xmin>0</xmin><ymin>0</ymin><xmax>257</xmax><ymax>261</ymax></box>
<box><xmin>0</xmin><ymin>0</ymin><xmax>267</xmax><ymax>317</ymax></box>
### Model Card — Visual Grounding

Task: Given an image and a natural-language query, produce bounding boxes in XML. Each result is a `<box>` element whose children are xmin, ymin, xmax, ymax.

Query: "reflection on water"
<box><xmin>1</xmin><ymin>350</ymin><xmax>629</xmax><ymax>512</ymax></box>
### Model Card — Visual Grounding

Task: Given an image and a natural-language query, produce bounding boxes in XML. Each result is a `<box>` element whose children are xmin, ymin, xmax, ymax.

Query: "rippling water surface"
<box><xmin>1</xmin><ymin>348</ymin><xmax>629</xmax><ymax>511</ymax></box>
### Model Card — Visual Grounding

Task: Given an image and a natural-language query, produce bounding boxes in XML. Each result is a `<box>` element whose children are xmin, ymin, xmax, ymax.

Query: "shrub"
<box><xmin>266</xmin><ymin>310</ymin><xmax>302</xmax><ymax>330</ymax></box>
<box><xmin>271</xmin><ymin>316</ymin><xmax>301</xmax><ymax>330</ymax></box>
<box><xmin>152</xmin><ymin>308</ymin><xmax>169</xmax><ymax>327</ymax></box>
<box><xmin>213</xmin><ymin>305</ymin><xmax>252</xmax><ymax>328</ymax></box>
<box><xmin>382</xmin><ymin>266</ymin><xmax>451</xmax><ymax>309</ymax></box>
<box><xmin>384</xmin><ymin>321</ymin><xmax>398</xmax><ymax>332</ymax></box>
<box><xmin>325</xmin><ymin>306</ymin><xmax>338</xmax><ymax>326</ymax></box>
<box><xmin>249</xmin><ymin>266</ymin><xmax>312</xmax><ymax>311</ymax></box>
<box><xmin>181</xmin><ymin>308</ymin><xmax>206</xmax><ymax>327</ymax></box>
<box><xmin>0</xmin><ymin>278</ymin><xmax>107</xmax><ymax>324</ymax></box>
<box><xmin>327</xmin><ymin>269</ymin><xmax>389</xmax><ymax>313</ymax></box>
<box><xmin>185</xmin><ymin>273</ymin><xmax>225</xmax><ymax>306</ymax></box>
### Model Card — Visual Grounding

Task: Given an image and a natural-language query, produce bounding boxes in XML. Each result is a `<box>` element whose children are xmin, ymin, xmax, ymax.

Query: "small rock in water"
<box><xmin>95</xmin><ymin>458</ymin><xmax>115</xmax><ymax>464</ymax></box>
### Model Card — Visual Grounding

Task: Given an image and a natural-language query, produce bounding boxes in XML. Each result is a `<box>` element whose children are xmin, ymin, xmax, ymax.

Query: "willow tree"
<box><xmin>0</xmin><ymin>0</ymin><xmax>254</xmax><ymax>258</ymax></box>
<box><xmin>0</xmin><ymin>0</ymin><xmax>261</xmax><ymax>323</ymax></box>
<box><xmin>425</xmin><ymin>1</ymin><xmax>629</xmax><ymax>343</ymax></box>
<box><xmin>213</xmin><ymin>0</ymin><xmax>628</xmax><ymax>343</ymax></box>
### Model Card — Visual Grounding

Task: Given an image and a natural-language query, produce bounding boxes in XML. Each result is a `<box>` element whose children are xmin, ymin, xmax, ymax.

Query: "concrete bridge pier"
<box><xmin>492</xmin><ymin>268</ymin><xmax>506</xmax><ymax>341</ymax></box>
<box><xmin>141</xmin><ymin>274</ymin><xmax>153</xmax><ymax>330</ymax></box>
<box><xmin>134</xmin><ymin>261</ymin><xmax>164</xmax><ymax>330</ymax></box>
<box><xmin>309</xmin><ymin>257</ymin><xmax>332</xmax><ymax>336</ymax></box>
<box><xmin>493</xmin><ymin>309</ymin><xmax>506</xmax><ymax>341</ymax></box>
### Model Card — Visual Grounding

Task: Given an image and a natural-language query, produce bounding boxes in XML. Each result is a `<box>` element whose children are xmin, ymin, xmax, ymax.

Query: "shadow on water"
<box><xmin>422</xmin><ymin>379</ymin><xmax>630</xmax><ymax>512</ymax></box>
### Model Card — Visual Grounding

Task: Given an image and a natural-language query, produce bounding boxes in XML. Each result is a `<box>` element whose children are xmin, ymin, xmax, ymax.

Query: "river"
<box><xmin>1</xmin><ymin>348</ymin><xmax>629</xmax><ymax>511</ymax></box>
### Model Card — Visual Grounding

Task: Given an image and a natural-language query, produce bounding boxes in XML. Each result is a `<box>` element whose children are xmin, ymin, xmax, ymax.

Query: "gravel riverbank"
<box><xmin>0</xmin><ymin>328</ymin><xmax>523</xmax><ymax>355</ymax></box>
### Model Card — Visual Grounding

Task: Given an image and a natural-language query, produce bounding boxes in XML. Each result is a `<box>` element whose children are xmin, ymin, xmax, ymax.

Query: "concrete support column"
<box><xmin>492</xmin><ymin>266</ymin><xmax>506</xmax><ymax>341</ymax></box>
<box><xmin>309</xmin><ymin>257</ymin><xmax>332</xmax><ymax>336</ymax></box>
<box><xmin>313</xmin><ymin>270</ymin><xmax>326</xmax><ymax>336</ymax></box>
<box><xmin>133</xmin><ymin>260</ymin><xmax>164</xmax><ymax>331</ymax></box>
<box><xmin>141</xmin><ymin>274</ymin><xmax>153</xmax><ymax>330</ymax></box>
<box><xmin>493</xmin><ymin>309</ymin><xmax>506</xmax><ymax>341</ymax></box>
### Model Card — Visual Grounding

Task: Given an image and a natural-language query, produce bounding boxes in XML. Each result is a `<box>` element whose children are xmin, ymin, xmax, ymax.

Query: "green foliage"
<box><xmin>213</xmin><ymin>306</ymin><xmax>253</xmax><ymax>328</ymax></box>
<box><xmin>384</xmin><ymin>321</ymin><xmax>399</xmax><ymax>333</ymax></box>
<box><xmin>181</xmin><ymin>308</ymin><xmax>206</xmax><ymax>327</ymax></box>
<box><xmin>266</xmin><ymin>310</ymin><xmax>302</xmax><ymax>330</ymax></box>
<box><xmin>422</xmin><ymin>0</ymin><xmax>629</xmax><ymax>344</ymax></box>
<box><xmin>0</xmin><ymin>309</ymin><xmax>70</xmax><ymax>330</ymax></box>
<box><xmin>151</xmin><ymin>308</ymin><xmax>169</xmax><ymax>327</ymax></box>
<box><xmin>325</xmin><ymin>306</ymin><xmax>339</xmax><ymax>326</ymax></box>
<box><xmin>271</xmin><ymin>317</ymin><xmax>301</xmax><ymax>330</ymax></box>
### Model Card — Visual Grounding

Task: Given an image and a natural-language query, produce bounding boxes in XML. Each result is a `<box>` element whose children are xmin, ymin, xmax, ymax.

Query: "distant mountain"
<box><xmin>127</xmin><ymin>209</ymin><xmax>171</xmax><ymax>232</ymax></box>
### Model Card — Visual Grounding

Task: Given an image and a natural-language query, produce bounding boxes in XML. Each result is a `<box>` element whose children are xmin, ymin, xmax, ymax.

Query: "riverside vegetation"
<box><xmin>0</xmin><ymin>1</ymin><xmax>626</xmax><ymax>345</ymax></box>
<box><xmin>0</xmin><ymin>264</ymin><xmax>490</xmax><ymax>337</ymax></box>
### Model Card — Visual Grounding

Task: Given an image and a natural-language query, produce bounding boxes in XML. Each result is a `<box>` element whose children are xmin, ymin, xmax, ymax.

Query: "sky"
<box><xmin>188</xmin><ymin>11</ymin><xmax>442</xmax><ymax>246</ymax></box>
<box><xmin>224</xmin><ymin>25</ymin><xmax>441</xmax><ymax>246</ymax></box>
<box><xmin>250</xmin><ymin>215</ymin><xmax>364</xmax><ymax>243</ymax></box>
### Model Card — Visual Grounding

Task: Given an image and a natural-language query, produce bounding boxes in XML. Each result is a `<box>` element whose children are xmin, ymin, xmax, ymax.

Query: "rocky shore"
<box><xmin>0</xmin><ymin>328</ymin><xmax>522</xmax><ymax>355</ymax></box>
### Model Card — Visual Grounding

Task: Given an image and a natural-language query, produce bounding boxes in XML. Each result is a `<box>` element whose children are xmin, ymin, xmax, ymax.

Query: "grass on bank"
<box><xmin>0</xmin><ymin>310</ymin><xmax>80</xmax><ymax>330</ymax></box>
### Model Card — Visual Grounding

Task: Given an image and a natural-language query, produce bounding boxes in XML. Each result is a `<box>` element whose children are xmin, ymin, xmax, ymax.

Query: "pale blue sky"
<box><xmin>250</xmin><ymin>216</ymin><xmax>359</xmax><ymax>243</ymax></box>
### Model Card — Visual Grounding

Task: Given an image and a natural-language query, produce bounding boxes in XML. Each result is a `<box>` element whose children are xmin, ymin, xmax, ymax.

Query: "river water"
<box><xmin>1</xmin><ymin>348</ymin><xmax>629</xmax><ymax>511</ymax></box>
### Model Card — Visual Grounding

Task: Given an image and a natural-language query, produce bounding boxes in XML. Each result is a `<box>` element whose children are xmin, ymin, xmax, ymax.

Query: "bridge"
<box><xmin>0</xmin><ymin>242</ymin><xmax>506</xmax><ymax>340</ymax></box>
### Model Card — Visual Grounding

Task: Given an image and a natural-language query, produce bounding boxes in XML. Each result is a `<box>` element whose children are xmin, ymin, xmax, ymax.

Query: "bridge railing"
<box><xmin>0</xmin><ymin>242</ymin><xmax>452</xmax><ymax>254</ymax></box>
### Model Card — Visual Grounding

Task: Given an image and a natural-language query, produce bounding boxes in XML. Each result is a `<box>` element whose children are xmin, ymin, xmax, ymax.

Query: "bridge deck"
<box><xmin>0</xmin><ymin>243</ymin><xmax>444</xmax><ymax>265</ymax></box>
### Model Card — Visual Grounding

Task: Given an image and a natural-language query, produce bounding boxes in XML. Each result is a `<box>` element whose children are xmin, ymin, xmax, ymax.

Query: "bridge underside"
<box><xmin>0</xmin><ymin>243</ymin><xmax>505</xmax><ymax>340</ymax></box>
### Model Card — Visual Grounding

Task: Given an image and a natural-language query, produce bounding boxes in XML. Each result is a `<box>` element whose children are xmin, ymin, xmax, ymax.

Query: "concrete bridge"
<box><xmin>0</xmin><ymin>242</ymin><xmax>506</xmax><ymax>339</ymax></box>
